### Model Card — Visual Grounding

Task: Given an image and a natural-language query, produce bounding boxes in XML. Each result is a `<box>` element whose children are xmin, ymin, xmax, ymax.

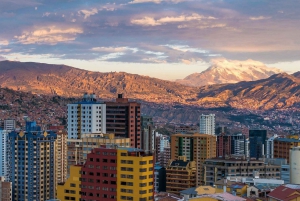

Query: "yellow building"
<box><xmin>117</xmin><ymin>148</ymin><xmax>154</xmax><ymax>201</ymax></box>
<box><xmin>57</xmin><ymin>165</ymin><xmax>82</xmax><ymax>201</ymax></box>
<box><xmin>188</xmin><ymin>192</ymin><xmax>246</xmax><ymax>201</ymax></box>
<box><xmin>215</xmin><ymin>179</ymin><xmax>247</xmax><ymax>197</ymax></box>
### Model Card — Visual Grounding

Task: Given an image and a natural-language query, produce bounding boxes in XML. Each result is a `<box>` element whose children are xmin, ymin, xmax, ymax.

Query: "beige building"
<box><xmin>55</xmin><ymin>130</ymin><xmax>68</xmax><ymax>184</ymax></box>
<box><xmin>0</xmin><ymin>177</ymin><xmax>11</xmax><ymax>201</ymax></box>
<box><xmin>203</xmin><ymin>157</ymin><xmax>281</xmax><ymax>186</ymax></box>
<box><xmin>166</xmin><ymin>156</ymin><xmax>196</xmax><ymax>195</ymax></box>
<box><xmin>67</xmin><ymin>133</ymin><xmax>131</xmax><ymax>174</ymax></box>
<box><xmin>171</xmin><ymin>133</ymin><xmax>216</xmax><ymax>186</ymax></box>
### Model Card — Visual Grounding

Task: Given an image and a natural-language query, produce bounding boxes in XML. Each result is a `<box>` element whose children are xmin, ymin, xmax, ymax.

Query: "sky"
<box><xmin>0</xmin><ymin>0</ymin><xmax>299</xmax><ymax>80</ymax></box>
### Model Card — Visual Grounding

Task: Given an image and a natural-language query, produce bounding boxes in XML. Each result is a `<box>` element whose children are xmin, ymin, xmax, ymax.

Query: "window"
<box><xmin>140</xmin><ymin>161</ymin><xmax>146</xmax><ymax>165</ymax></box>
<box><xmin>70</xmin><ymin>183</ymin><xmax>76</xmax><ymax>187</ymax></box>
<box><xmin>140</xmin><ymin>168</ymin><xmax>147</xmax><ymax>172</ymax></box>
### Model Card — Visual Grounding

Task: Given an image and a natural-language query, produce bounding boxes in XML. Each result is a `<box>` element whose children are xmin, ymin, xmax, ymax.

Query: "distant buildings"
<box><xmin>105</xmin><ymin>94</ymin><xmax>141</xmax><ymax>148</ymax></box>
<box><xmin>231</xmin><ymin>133</ymin><xmax>247</xmax><ymax>156</ymax></box>
<box><xmin>141</xmin><ymin>116</ymin><xmax>155</xmax><ymax>152</ymax></box>
<box><xmin>249</xmin><ymin>130</ymin><xmax>267</xmax><ymax>159</ymax></box>
<box><xmin>199</xmin><ymin>114</ymin><xmax>215</xmax><ymax>135</ymax></box>
<box><xmin>266</xmin><ymin>134</ymin><xmax>279</xmax><ymax>159</ymax></box>
<box><xmin>171</xmin><ymin>133</ymin><xmax>216</xmax><ymax>186</ymax></box>
<box><xmin>67</xmin><ymin>93</ymin><xmax>106</xmax><ymax>139</ymax></box>
<box><xmin>155</xmin><ymin>134</ymin><xmax>171</xmax><ymax>167</ymax></box>
<box><xmin>216</xmin><ymin>133</ymin><xmax>231</xmax><ymax>157</ymax></box>
<box><xmin>7</xmin><ymin>121</ymin><xmax>57</xmax><ymax>201</ymax></box>
<box><xmin>0</xmin><ymin>129</ymin><xmax>8</xmax><ymax>179</ymax></box>
<box><xmin>3</xmin><ymin>119</ymin><xmax>15</xmax><ymax>131</ymax></box>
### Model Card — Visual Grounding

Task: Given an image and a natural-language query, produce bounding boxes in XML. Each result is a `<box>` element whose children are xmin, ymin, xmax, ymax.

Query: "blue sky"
<box><xmin>0</xmin><ymin>0</ymin><xmax>299</xmax><ymax>79</ymax></box>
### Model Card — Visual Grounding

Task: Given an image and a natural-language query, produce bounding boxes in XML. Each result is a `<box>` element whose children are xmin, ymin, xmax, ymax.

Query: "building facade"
<box><xmin>3</xmin><ymin>119</ymin><xmax>15</xmax><ymax>131</ymax></box>
<box><xmin>203</xmin><ymin>157</ymin><xmax>281</xmax><ymax>186</ymax></box>
<box><xmin>216</xmin><ymin>133</ymin><xmax>231</xmax><ymax>157</ymax></box>
<box><xmin>249</xmin><ymin>130</ymin><xmax>267</xmax><ymax>159</ymax></box>
<box><xmin>105</xmin><ymin>94</ymin><xmax>141</xmax><ymax>148</ymax></box>
<box><xmin>166</xmin><ymin>157</ymin><xmax>196</xmax><ymax>195</ymax></box>
<box><xmin>274</xmin><ymin>138</ymin><xmax>300</xmax><ymax>163</ymax></box>
<box><xmin>141</xmin><ymin>116</ymin><xmax>154</xmax><ymax>153</ymax></box>
<box><xmin>154</xmin><ymin>164</ymin><xmax>166</xmax><ymax>193</ymax></box>
<box><xmin>56</xmin><ymin>129</ymin><xmax>68</xmax><ymax>184</ymax></box>
<box><xmin>0</xmin><ymin>129</ymin><xmax>8</xmax><ymax>179</ymax></box>
<box><xmin>67</xmin><ymin>93</ymin><xmax>106</xmax><ymax>139</ymax></box>
<box><xmin>171</xmin><ymin>133</ymin><xmax>216</xmax><ymax>186</ymax></box>
<box><xmin>290</xmin><ymin>146</ymin><xmax>300</xmax><ymax>184</ymax></box>
<box><xmin>231</xmin><ymin>133</ymin><xmax>246</xmax><ymax>156</ymax></box>
<box><xmin>0</xmin><ymin>177</ymin><xmax>11</xmax><ymax>201</ymax></box>
<box><xmin>266</xmin><ymin>134</ymin><xmax>279</xmax><ymax>159</ymax></box>
<box><xmin>199</xmin><ymin>114</ymin><xmax>215</xmax><ymax>135</ymax></box>
<box><xmin>7</xmin><ymin>121</ymin><xmax>57</xmax><ymax>201</ymax></box>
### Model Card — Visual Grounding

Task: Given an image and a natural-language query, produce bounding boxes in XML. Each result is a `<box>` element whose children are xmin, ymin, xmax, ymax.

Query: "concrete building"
<box><xmin>249</xmin><ymin>130</ymin><xmax>267</xmax><ymax>159</ymax></box>
<box><xmin>266</xmin><ymin>134</ymin><xmax>279</xmax><ymax>159</ymax></box>
<box><xmin>0</xmin><ymin>129</ymin><xmax>8</xmax><ymax>179</ymax></box>
<box><xmin>7</xmin><ymin>121</ymin><xmax>57</xmax><ymax>201</ymax></box>
<box><xmin>67</xmin><ymin>133</ymin><xmax>130</xmax><ymax>175</ymax></box>
<box><xmin>274</xmin><ymin>138</ymin><xmax>300</xmax><ymax>163</ymax></box>
<box><xmin>171</xmin><ymin>133</ymin><xmax>216</xmax><ymax>186</ymax></box>
<box><xmin>166</xmin><ymin>156</ymin><xmax>196</xmax><ymax>195</ymax></box>
<box><xmin>105</xmin><ymin>94</ymin><xmax>141</xmax><ymax>148</ymax></box>
<box><xmin>67</xmin><ymin>93</ymin><xmax>106</xmax><ymax>139</ymax></box>
<box><xmin>55</xmin><ymin>129</ymin><xmax>68</xmax><ymax>184</ymax></box>
<box><xmin>216</xmin><ymin>133</ymin><xmax>231</xmax><ymax>157</ymax></box>
<box><xmin>290</xmin><ymin>146</ymin><xmax>300</xmax><ymax>184</ymax></box>
<box><xmin>156</xmin><ymin>134</ymin><xmax>171</xmax><ymax>167</ymax></box>
<box><xmin>203</xmin><ymin>157</ymin><xmax>281</xmax><ymax>186</ymax></box>
<box><xmin>0</xmin><ymin>177</ymin><xmax>11</xmax><ymax>201</ymax></box>
<box><xmin>154</xmin><ymin>163</ymin><xmax>166</xmax><ymax>193</ymax></box>
<box><xmin>3</xmin><ymin>119</ymin><xmax>15</xmax><ymax>131</ymax></box>
<box><xmin>231</xmin><ymin>133</ymin><xmax>247</xmax><ymax>156</ymax></box>
<box><xmin>199</xmin><ymin>114</ymin><xmax>215</xmax><ymax>135</ymax></box>
<box><xmin>141</xmin><ymin>116</ymin><xmax>155</xmax><ymax>153</ymax></box>
<box><xmin>281</xmin><ymin>164</ymin><xmax>290</xmax><ymax>184</ymax></box>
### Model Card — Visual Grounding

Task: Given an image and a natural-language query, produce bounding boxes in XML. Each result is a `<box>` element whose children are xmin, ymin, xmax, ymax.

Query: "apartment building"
<box><xmin>0</xmin><ymin>177</ymin><xmax>11</xmax><ymax>201</ymax></box>
<box><xmin>58</xmin><ymin>146</ymin><xmax>154</xmax><ymax>201</ymax></box>
<box><xmin>203</xmin><ymin>157</ymin><xmax>281</xmax><ymax>186</ymax></box>
<box><xmin>171</xmin><ymin>133</ymin><xmax>216</xmax><ymax>186</ymax></box>
<box><xmin>273</xmin><ymin>138</ymin><xmax>300</xmax><ymax>163</ymax></box>
<box><xmin>67</xmin><ymin>93</ymin><xmax>106</xmax><ymax>139</ymax></box>
<box><xmin>7</xmin><ymin>121</ymin><xmax>57</xmax><ymax>201</ymax></box>
<box><xmin>105</xmin><ymin>94</ymin><xmax>141</xmax><ymax>148</ymax></box>
<box><xmin>166</xmin><ymin>156</ymin><xmax>196</xmax><ymax>195</ymax></box>
<box><xmin>199</xmin><ymin>114</ymin><xmax>215</xmax><ymax>135</ymax></box>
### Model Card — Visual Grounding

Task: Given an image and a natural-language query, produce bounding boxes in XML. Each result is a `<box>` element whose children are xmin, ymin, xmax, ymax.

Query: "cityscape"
<box><xmin>1</xmin><ymin>0</ymin><xmax>300</xmax><ymax>201</ymax></box>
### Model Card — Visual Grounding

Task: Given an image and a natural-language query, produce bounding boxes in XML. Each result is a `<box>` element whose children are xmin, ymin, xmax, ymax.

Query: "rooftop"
<box><xmin>275</xmin><ymin>138</ymin><xmax>300</xmax><ymax>143</ymax></box>
<box><xmin>192</xmin><ymin>192</ymin><xmax>246</xmax><ymax>201</ymax></box>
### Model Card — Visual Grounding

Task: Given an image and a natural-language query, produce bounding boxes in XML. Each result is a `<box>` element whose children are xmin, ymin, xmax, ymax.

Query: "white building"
<box><xmin>290</xmin><ymin>146</ymin><xmax>300</xmax><ymax>184</ymax></box>
<box><xmin>266</xmin><ymin>134</ymin><xmax>279</xmax><ymax>158</ymax></box>
<box><xmin>3</xmin><ymin>119</ymin><xmax>15</xmax><ymax>131</ymax></box>
<box><xmin>67</xmin><ymin>94</ymin><xmax>106</xmax><ymax>139</ymax></box>
<box><xmin>199</xmin><ymin>114</ymin><xmax>215</xmax><ymax>135</ymax></box>
<box><xmin>0</xmin><ymin>130</ymin><xmax>9</xmax><ymax>180</ymax></box>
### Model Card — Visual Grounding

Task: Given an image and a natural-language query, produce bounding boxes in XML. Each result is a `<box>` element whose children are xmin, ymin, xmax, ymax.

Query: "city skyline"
<box><xmin>0</xmin><ymin>0</ymin><xmax>300</xmax><ymax>79</ymax></box>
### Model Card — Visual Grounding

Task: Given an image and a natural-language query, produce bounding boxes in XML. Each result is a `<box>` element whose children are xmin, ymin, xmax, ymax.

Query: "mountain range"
<box><xmin>176</xmin><ymin>59</ymin><xmax>283</xmax><ymax>87</ymax></box>
<box><xmin>0</xmin><ymin>60</ymin><xmax>300</xmax><ymax>110</ymax></box>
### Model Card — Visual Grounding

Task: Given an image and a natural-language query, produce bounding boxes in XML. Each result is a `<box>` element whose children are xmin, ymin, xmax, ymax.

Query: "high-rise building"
<box><xmin>56</xmin><ymin>130</ymin><xmax>68</xmax><ymax>184</ymax></box>
<box><xmin>141</xmin><ymin>116</ymin><xmax>154</xmax><ymax>152</ymax></box>
<box><xmin>67</xmin><ymin>93</ymin><xmax>106</xmax><ymax>139</ymax></box>
<box><xmin>249</xmin><ymin>130</ymin><xmax>267</xmax><ymax>159</ymax></box>
<box><xmin>166</xmin><ymin>156</ymin><xmax>196</xmax><ymax>195</ymax></box>
<box><xmin>58</xmin><ymin>146</ymin><xmax>154</xmax><ymax>201</ymax></box>
<box><xmin>231</xmin><ymin>133</ymin><xmax>246</xmax><ymax>156</ymax></box>
<box><xmin>274</xmin><ymin>138</ymin><xmax>300</xmax><ymax>163</ymax></box>
<box><xmin>3</xmin><ymin>119</ymin><xmax>15</xmax><ymax>131</ymax></box>
<box><xmin>154</xmin><ymin>164</ymin><xmax>166</xmax><ymax>193</ymax></box>
<box><xmin>266</xmin><ymin>134</ymin><xmax>279</xmax><ymax>159</ymax></box>
<box><xmin>171</xmin><ymin>133</ymin><xmax>216</xmax><ymax>186</ymax></box>
<box><xmin>0</xmin><ymin>129</ymin><xmax>8</xmax><ymax>179</ymax></box>
<box><xmin>290</xmin><ymin>147</ymin><xmax>300</xmax><ymax>184</ymax></box>
<box><xmin>105</xmin><ymin>94</ymin><xmax>141</xmax><ymax>148</ymax></box>
<box><xmin>199</xmin><ymin>114</ymin><xmax>215</xmax><ymax>135</ymax></box>
<box><xmin>155</xmin><ymin>135</ymin><xmax>171</xmax><ymax>167</ymax></box>
<box><xmin>0</xmin><ymin>177</ymin><xmax>11</xmax><ymax>201</ymax></box>
<box><xmin>216</xmin><ymin>133</ymin><xmax>231</xmax><ymax>157</ymax></box>
<box><xmin>7</xmin><ymin>121</ymin><xmax>57</xmax><ymax>201</ymax></box>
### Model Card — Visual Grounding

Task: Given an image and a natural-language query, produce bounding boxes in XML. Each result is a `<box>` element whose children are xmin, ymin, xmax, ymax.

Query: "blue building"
<box><xmin>7</xmin><ymin>121</ymin><xmax>57</xmax><ymax>201</ymax></box>
<box><xmin>249</xmin><ymin>130</ymin><xmax>267</xmax><ymax>159</ymax></box>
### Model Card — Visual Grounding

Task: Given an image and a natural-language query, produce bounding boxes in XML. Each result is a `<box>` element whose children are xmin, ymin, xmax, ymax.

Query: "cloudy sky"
<box><xmin>0</xmin><ymin>0</ymin><xmax>299</xmax><ymax>79</ymax></box>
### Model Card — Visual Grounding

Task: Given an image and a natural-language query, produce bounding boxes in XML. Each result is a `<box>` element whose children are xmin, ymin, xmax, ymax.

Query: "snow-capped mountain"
<box><xmin>176</xmin><ymin>59</ymin><xmax>284</xmax><ymax>87</ymax></box>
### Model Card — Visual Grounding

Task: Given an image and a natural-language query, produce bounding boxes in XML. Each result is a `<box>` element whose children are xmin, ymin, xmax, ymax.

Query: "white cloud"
<box><xmin>249</xmin><ymin>16</ymin><xmax>271</xmax><ymax>21</ymax></box>
<box><xmin>91</xmin><ymin>46</ymin><xmax>128</xmax><ymax>52</ymax></box>
<box><xmin>0</xmin><ymin>40</ymin><xmax>9</xmax><ymax>45</ymax></box>
<box><xmin>79</xmin><ymin>8</ymin><xmax>98</xmax><ymax>19</ymax></box>
<box><xmin>131</xmin><ymin>13</ymin><xmax>216</xmax><ymax>26</ymax></box>
<box><xmin>129</xmin><ymin>0</ymin><xmax>185</xmax><ymax>4</ymax></box>
<box><xmin>97</xmin><ymin>52</ymin><xmax>125</xmax><ymax>61</ymax></box>
<box><xmin>15</xmin><ymin>26</ymin><xmax>83</xmax><ymax>45</ymax></box>
<box><xmin>0</xmin><ymin>48</ymin><xmax>11</xmax><ymax>52</ymax></box>
<box><xmin>165</xmin><ymin>44</ymin><xmax>208</xmax><ymax>53</ymax></box>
